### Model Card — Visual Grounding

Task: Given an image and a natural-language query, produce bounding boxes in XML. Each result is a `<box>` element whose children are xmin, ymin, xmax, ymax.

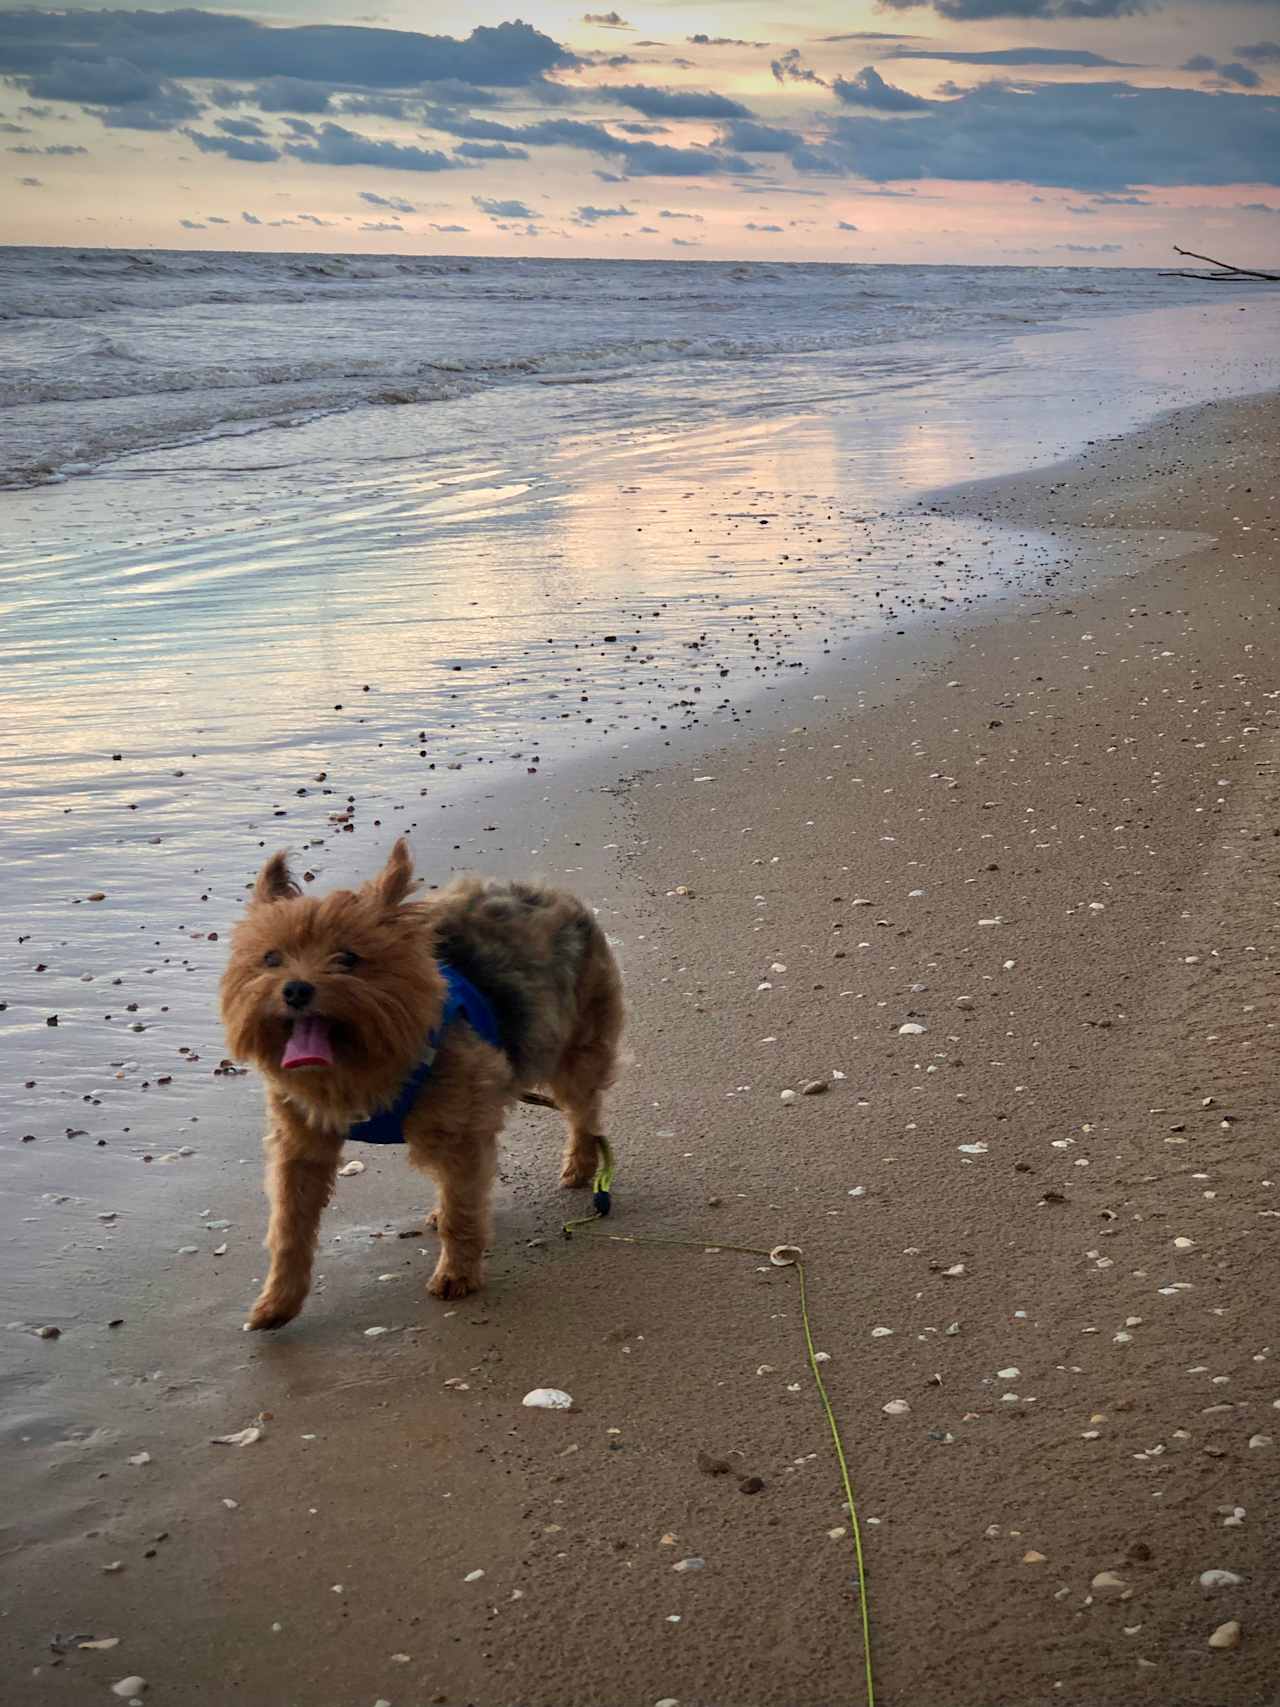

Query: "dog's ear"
<box><xmin>254</xmin><ymin>850</ymin><xmax>301</xmax><ymax>904</ymax></box>
<box><xmin>373</xmin><ymin>836</ymin><xmax>415</xmax><ymax>909</ymax></box>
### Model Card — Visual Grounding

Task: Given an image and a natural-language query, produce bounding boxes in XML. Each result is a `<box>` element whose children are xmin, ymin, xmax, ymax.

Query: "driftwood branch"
<box><xmin>1166</xmin><ymin>244</ymin><xmax>1280</xmax><ymax>283</ymax></box>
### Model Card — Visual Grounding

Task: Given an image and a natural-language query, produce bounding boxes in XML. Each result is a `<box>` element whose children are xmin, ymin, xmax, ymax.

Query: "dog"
<box><xmin>219</xmin><ymin>837</ymin><xmax>623</xmax><ymax>1328</ymax></box>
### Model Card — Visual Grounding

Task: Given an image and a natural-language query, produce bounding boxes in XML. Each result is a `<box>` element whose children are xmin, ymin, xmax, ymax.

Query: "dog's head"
<box><xmin>220</xmin><ymin>838</ymin><xmax>442</xmax><ymax>1108</ymax></box>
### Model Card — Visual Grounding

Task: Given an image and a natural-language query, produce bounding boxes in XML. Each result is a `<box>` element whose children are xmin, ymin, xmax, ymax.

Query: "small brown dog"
<box><xmin>220</xmin><ymin>837</ymin><xmax>623</xmax><ymax>1328</ymax></box>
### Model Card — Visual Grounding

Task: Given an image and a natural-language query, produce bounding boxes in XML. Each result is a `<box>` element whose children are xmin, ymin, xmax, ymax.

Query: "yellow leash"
<box><xmin>563</xmin><ymin>1137</ymin><xmax>876</xmax><ymax>1707</ymax></box>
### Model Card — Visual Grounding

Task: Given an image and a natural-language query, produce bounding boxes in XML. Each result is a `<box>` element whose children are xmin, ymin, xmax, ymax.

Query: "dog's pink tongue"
<box><xmin>282</xmin><ymin>1015</ymin><xmax>334</xmax><ymax>1070</ymax></box>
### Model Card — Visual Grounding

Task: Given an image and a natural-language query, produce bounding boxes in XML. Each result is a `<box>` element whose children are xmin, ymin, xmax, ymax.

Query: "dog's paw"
<box><xmin>245</xmin><ymin>1292</ymin><xmax>303</xmax><ymax>1331</ymax></box>
<box><xmin>426</xmin><ymin>1263</ymin><xmax>481</xmax><ymax>1300</ymax></box>
<box><xmin>559</xmin><ymin>1161</ymin><xmax>595</xmax><ymax>1189</ymax></box>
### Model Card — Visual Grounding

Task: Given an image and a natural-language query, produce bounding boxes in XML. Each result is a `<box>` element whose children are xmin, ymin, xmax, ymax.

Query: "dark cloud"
<box><xmin>818</xmin><ymin>80</ymin><xmax>1280</xmax><ymax>190</ymax></box>
<box><xmin>216</xmin><ymin>115</ymin><xmax>267</xmax><ymax>139</ymax></box>
<box><xmin>456</xmin><ymin>140</ymin><xmax>529</xmax><ymax>158</ymax></box>
<box><xmin>430</xmin><ymin>221</ymin><xmax>469</xmax><ymax>232</ymax></box>
<box><xmin>593</xmin><ymin>169</ymin><xmax>628</xmax><ymax>181</ymax></box>
<box><xmin>19</xmin><ymin>56</ymin><xmax>202</xmax><ymax>130</ymax></box>
<box><xmin>474</xmin><ymin>195</ymin><xmax>537</xmax><ymax>218</ymax></box>
<box><xmin>252</xmin><ymin>77</ymin><xmax>334</xmax><ymax>113</ymax></box>
<box><xmin>688</xmin><ymin>36</ymin><xmax>770</xmax><ymax>49</ymax></box>
<box><xmin>1235</xmin><ymin>42</ymin><xmax>1280</xmax><ymax>65</ymax></box>
<box><xmin>832</xmin><ymin>68</ymin><xmax>932</xmax><ymax>112</ymax></box>
<box><xmin>9</xmin><ymin>142</ymin><xmax>88</xmax><ymax>155</ymax></box>
<box><xmin>284</xmin><ymin>123</ymin><xmax>462</xmax><ymax>172</ymax></box>
<box><xmin>597</xmin><ymin>84</ymin><xmax>750</xmax><ymax>119</ymax></box>
<box><xmin>359</xmin><ymin>190</ymin><xmax>415</xmax><ymax>212</ymax></box>
<box><xmin>0</xmin><ymin>15</ymin><xmax>573</xmax><ymax>91</ymax></box>
<box><xmin>671</xmin><ymin>236</ymin><xmax>700</xmax><ymax>246</ymax></box>
<box><xmin>207</xmin><ymin>214</ymin><xmax>228</xmax><ymax>223</ymax></box>
<box><xmin>297</xmin><ymin>213</ymin><xmax>334</xmax><ymax>226</ymax></box>
<box><xmin>744</xmin><ymin>221</ymin><xmax>783</xmax><ymax>231</ymax></box>
<box><xmin>886</xmin><ymin>46</ymin><xmax>1133</xmax><ymax>66</ymax></box>
<box><xmin>836</xmin><ymin>219</ymin><xmax>860</xmax><ymax>230</ymax></box>
<box><xmin>0</xmin><ymin>121</ymin><xmax>30</xmax><ymax>134</ymax></box>
<box><xmin>17</xmin><ymin>174</ymin><xmax>42</xmax><ymax>185</ymax></box>
<box><xmin>620</xmin><ymin>140</ymin><xmax>754</xmax><ymax>175</ymax></box>
<box><xmin>185</xmin><ymin>128</ymin><xmax>281</xmax><ymax>163</ymax></box>
<box><xmin>583</xmin><ymin>11</ymin><xmax>633</xmax><ymax>26</ymax></box>
<box><xmin>572</xmin><ymin>202</ymin><xmax>634</xmax><ymax>222</ymax></box>
<box><xmin>1238</xmin><ymin>199</ymin><xmax>1280</xmax><ymax>212</ymax></box>
<box><xmin>359</xmin><ymin>219</ymin><xmax>403</xmax><ymax>231</ymax></box>
<box><xmin>659</xmin><ymin>208</ymin><xmax>704</xmax><ymax>221</ymax></box>
<box><xmin>241</xmin><ymin>210</ymin><xmax>260</xmax><ymax>224</ymax></box>
<box><xmin>771</xmin><ymin>49</ymin><xmax>827</xmax><ymax>88</ymax></box>
<box><xmin>1181</xmin><ymin>53</ymin><xmax>1260</xmax><ymax>89</ymax></box>
<box><xmin>613</xmin><ymin>121</ymin><xmax>670</xmax><ymax>135</ymax></box>
<box><xmin>819</xmin><ymin>32</ymin><xmax>928</xmax><ymax>42</ymax></box>
<box><xmin>1091</xmin><ymin>192</ymin><xmax>1148</xmax><ymax>203</ymax></box>
<box><xmin>876</xmin><ymin>0</ymin><xmax>1145</xmax><ymax>18</ymax></box>
<box><xmin>179</xmin><ymin>218</ymin><xmax>206</xmax><ymax>229</ymax></box>
<box><xmin>717</xmin><ymin>118</ymin><xmax>803</xmax><ymax>153</ymax></box>
<box><xmin>1055</xmin><ymin>243</ymin><xmax>1123</xmax><ymax>252</ymax></box>
<box><xmin>1066</xmin><ymin>203</ymin><xmax>1097</xmax><ymax>213</ymax></box>
<box><xmin>1181</xmin><ymin>55</ymin><xmax>1217</xmax><ymax>73</ymax></box>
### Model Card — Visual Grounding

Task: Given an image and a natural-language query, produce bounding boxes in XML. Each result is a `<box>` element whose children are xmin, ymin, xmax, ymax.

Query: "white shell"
<box><xmin>522</xmin><ymin>1387</ymin><xmax>573</xmax><ymax>1409</ymax></box>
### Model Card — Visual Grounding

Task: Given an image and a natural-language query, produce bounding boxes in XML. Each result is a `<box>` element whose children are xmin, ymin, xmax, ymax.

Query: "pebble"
<box><xmin>801</xmin><ymin>1080</ymin><xmax>828</xmax><ymax>1096</ymax></box>
<box><xmin>338</xmin><ymin>1159</ymin><xmax>365</xmax><ymax>1177</ymax></box>
<box><xmin>672</xmin><ymin>1557</ymin><xmax>704</xmax><ymax>1572</ymax></box>
<box><xmin>881</xmin><ymin>1399</ymin><xmax>911</xmax><ymax>1416</ymax></box>
<box><xmin>1208</xmin><ymin>1620</ymin><xmax>1241</xmax><ymax>1650</ymax></box>
<box><xmin>1247</xmin><ymin>1434</ymin><xmax>1272</xmax><ymax>1449</ymax></box>
<box><xmin>1022</xmin><ymin>1551</ymin><xmax>1047</xmax><ymax>1565</ymax></box>
<box><xmin>779</xmin><ymin>1089</ymin><xmax>797</xmax><ymax>1104</ymax></box>
<box><xmin>1091</xmin><ymin>1571</ymin><xmax>1127</xmax><ymax>1594</ymax></box>
<box><xmin>464</xmin><ymin>1569</ymin><xmax>485</xmax><ymax>1582</ymax></box>
<box><xmin>522</xmin><ymin>1388</ymin><xmax>573</xmax><ymax>1409</ymax></box>
<box><xmin>111</xmin><ymin>1681</ymin><xmax>147</xmax><ymax>1700</ymax></box>
<box><xmin>1199</xmin><ymin>1570</ymin><xmax>1243</xmax><ymax>1591</ymax></box>
<box><xmin>897</xmin><ymin>1022</ymin><xmax>926</xmax><ymax>1035</ymax></box>
<box><xmin>769</xmin><ymin>1245</ymin><xmax>801</xmax><ymax>1266</ymax></box>
<box><xmin>211</xmin><ymin>1426</ymin><xmax>261</xmax><ymax>1446</ymax></box>
<box><xmin>127</xmin><ymin>1452</ymin><xmax>151</xmax><ymax>1467</ymax></box>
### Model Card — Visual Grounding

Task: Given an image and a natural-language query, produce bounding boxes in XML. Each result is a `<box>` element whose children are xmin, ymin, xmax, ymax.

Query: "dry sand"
<box><xmin>3</xmin><ymin>392</ymin><xmax>1278</xmax><ymax>1706</ymax></box>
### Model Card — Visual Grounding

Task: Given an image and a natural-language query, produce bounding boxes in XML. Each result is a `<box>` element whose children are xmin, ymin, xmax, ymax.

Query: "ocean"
<box><xmin>2</xmin><ymin>246</ymin><xmax>1279</xmax><ymax>1111</ymax></box>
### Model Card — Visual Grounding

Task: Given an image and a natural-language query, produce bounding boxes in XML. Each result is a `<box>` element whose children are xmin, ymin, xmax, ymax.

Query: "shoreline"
<box><xmin>3</xmin><ymin>389</ymin><xmax>1279</xmax><ymax>1705</ymax></box>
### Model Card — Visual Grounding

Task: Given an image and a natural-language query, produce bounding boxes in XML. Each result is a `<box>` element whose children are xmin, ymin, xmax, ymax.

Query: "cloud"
<box><xmin>583</xmin><ymin>10</ymin><xmax>633</xmax><ymax>26</ymax></box>
<box><xmin>20</xmin><ymin>56</ymin><xmax>202</xmax><ymax>130</ymax></box>
<box><xmin>876</xmin><ymin>0</ymin><xmax>1145</xmax><ymax>18</ymax></box>
<box><xmin>207</xmin><ymin>215</ymin><xmax>228</xmax><ymax>224</ymax></box>
<box><xmin>0</xmin><ymin>15</ymin><xmax>574</xmax><ymax>94</ymax></box>
<box><xmin>771</xmin><ymin>50</ymin><xmax>827</xmax><ymax>88</ymax></box>
<box><xmin>359</xmin><ymin>190</ymin><xmax>416</xmax><ymax>212</ymax></box>
<box><xmin>832</xmin><ymin>68</ymin><xmax>932</xmax><ymax>112</ymax></box>
<box><xmin>1055</xmin><ymin>243</ymin><xmax>1123</xmax><ymax>253</ymax></box>
<box><xmin>572</xmin><ymin>202</ymin><xmax>635</xmax><ymax>222</ymax></box>
<box><xmin>597</xmin><ymin>84</ymin><xmax>750</xmax><ymax>119</ymax></box>
<box><xmin>818</xmin><ymin>79</ymin><xmax>1280</xmax><ymax>191</ymax></box>
<box><xmin>718</xmin><ymin>118</ymin><xmax>803</xmax><ymax>154</ymax></box>
<box><xmin>1183</xmin><ymin>54</ymin><xmax>1259</xmax><ymax>89</ymax></box>
<box><xmin>430</xmin><ymin>221</ymin><xmax>469</xmax><ymax>231</ymax></box>
<box><xmin>659</xmin><ymin>208</ymin><xmax>704</xmax><ymax>221</ymax></box>
<box><xmin>1066</xmin><ymin>203</ymin><xmax>1096</xmax><ymax>214</ymax></box>
<box><xmin>359</xmin><ymin>220</ymin><xmax>403</xmax><ymax>231</ymax></box>
<box><xmin>185</xmin><ymin>128</ymin><xmax>282</xmax><ymax>163</ymax></box>
<box><xmin>455</xmin><ymin>140</ymin><xmax>529</xmax><ymax>159</ymax></box>
<box><xmin>241</xmin><ymin>210</ymin><xmax>260</xmax><ymax>224</ymax></box>
<box><xmin>836</xmin><ymin>219</ymin><xmax>860</xmax><ymax>230</ymax></box>
<box><xmin>9</xmin><ymin>143</ymin><xmax>88</xmax><ymax>156</ymax></box>
<box><xmin>1238</xmin><ymin>200</ymin><xmax>1280</xmax><ymax>212</ymax></box>
<box><xmin>252</xmin><ymin>77</ymin><xmax>335</xmax><ymax>114</ymax></box>
<box><xmin>593</xmin><ymin>169</ymin><xmax>628</xmax><ymax>181</ymax></box>
<box><xmin>284</xmin><ymin>123</ymin><xmax>461</xmax><ymax>172</ymax></box>
<box><xmin>689</xmin><ymin>35</ymin><xmax>769</xmax><ymax>49</ymax></box>
<box><xmin>17</xmin><ymin>175</ymin><xmax>42</xmax><ymax>186</ymax></box>
<box><xmin>1091</xmin><ymin>192</ymin><xmax>1148</xmax><ymax>204</ymax></box>
<box><xmin>216</xmin><ymin>115</ymin><xmax>267</xmax><ymax>139</ymax></box>
<box><xmin>474</xmin><ymin>195</ymin><xmax>537</xmax><ymax>218</ymax></box>
<box><xmin>887</xmin><ymin>47</ymin><xmax>1132</xmax><ymax>67</ymax></box>
<box><xmin>0</xmin><ymin>122</ymin><xmax>30</xmax><ymax>134</ymax></box>
<box><xmin>179</xmin><ymin>218</ymin><xmax>206</xmax><ymax>229</ymax></box>
<box><xmin>671</xmin><ymin>236</ymin><xmax>700</xmax><ymax>246</ymax></box>
<box><xmin>1235</xmin><ymin>42</ymin><xmax>1280</xmax><ymax>65</ymax></box>
<box><xmin>744</xmin><ymin>221</ymin><xmax>783</xmax><ymax>231</ymax></box>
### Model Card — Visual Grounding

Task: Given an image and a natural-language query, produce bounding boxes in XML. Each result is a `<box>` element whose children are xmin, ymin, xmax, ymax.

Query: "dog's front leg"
<box><xmin>247</xmin><ymin>1132</ymin><xmax>340</xmax><ymax>1330</ymax></box>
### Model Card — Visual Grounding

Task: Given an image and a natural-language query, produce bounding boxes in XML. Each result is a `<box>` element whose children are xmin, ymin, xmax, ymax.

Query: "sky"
<box><xmin>2</xmin><ymin>1</ymin><xmax>1279</xmax><ymax>264</ymax></box>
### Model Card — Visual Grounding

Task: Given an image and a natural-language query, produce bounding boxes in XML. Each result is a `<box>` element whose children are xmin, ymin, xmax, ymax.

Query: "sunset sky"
<box><xmin>3</xmin><ymin>1</ymin><xmax>1279</xmax><ymax>264</ymax></box>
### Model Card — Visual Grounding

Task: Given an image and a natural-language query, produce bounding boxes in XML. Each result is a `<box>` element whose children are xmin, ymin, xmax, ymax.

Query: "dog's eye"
<box><xmin>335</xmin><ymin>950</ymin><xmax>360</xmax><ymax>971</ymax></box>
<box><xmin>263</xmin><ymin>950</ymin><xmax>283</xmax><ymax>968</ymax></box>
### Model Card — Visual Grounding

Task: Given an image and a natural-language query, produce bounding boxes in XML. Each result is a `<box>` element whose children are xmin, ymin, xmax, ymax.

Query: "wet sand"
<box><xmin>3</xmin><ymin>392</ymin><xmax>1278</xmax><ymax>1706</ymax></box>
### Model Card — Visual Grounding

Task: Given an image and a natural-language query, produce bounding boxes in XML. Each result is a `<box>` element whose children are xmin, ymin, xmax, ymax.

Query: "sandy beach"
<box><xmin>3</xmin><ymin>387</ymin><xmax>1278</xmax><ymax>1707</ymax></box>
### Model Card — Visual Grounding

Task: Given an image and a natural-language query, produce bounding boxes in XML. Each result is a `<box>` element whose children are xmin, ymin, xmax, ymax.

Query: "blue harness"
<box><xmin>347</xmin><ymin>965</ymin><xmax>502</xmax><ymax>1145</ymax></box>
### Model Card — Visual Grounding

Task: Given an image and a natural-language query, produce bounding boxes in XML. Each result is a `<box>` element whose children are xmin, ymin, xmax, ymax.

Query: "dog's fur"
<box><xmin>219</xmin><ymin>838</ymin><xmax>623</xmax><ymax>1328</ymax></box>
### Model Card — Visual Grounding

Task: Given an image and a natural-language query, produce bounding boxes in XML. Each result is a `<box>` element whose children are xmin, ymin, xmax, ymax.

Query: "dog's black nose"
<box><xmin>283</xmin><ymin>980</ymin><xmax>315</xmax><ymax>1011</ymax></box>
